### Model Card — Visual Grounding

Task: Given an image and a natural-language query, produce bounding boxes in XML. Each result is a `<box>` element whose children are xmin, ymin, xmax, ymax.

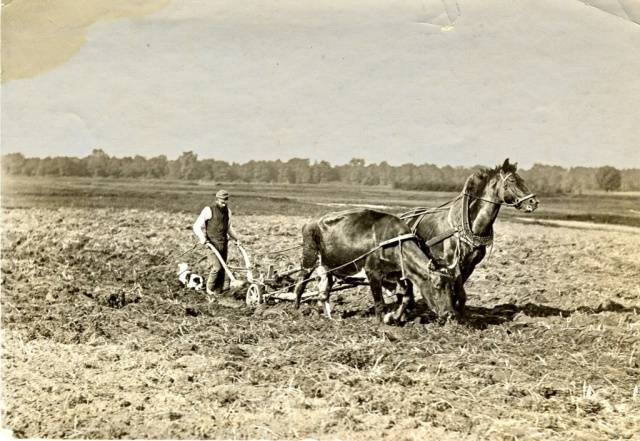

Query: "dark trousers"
<box><xmin>206</xmin><ymin>242</ymin><xmax>228</xmax><ymax>293</ymax></box>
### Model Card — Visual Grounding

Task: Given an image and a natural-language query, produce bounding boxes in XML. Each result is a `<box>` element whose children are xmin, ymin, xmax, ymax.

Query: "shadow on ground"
<box><xmin>456</xmin><ymin>300</ymin><xmax>637</xmax><ymax>329</ymax></box>
<box><xmin>334</xmin><ymin>299</ymin><xmax>638</xmax><ymax>329</ymax></box>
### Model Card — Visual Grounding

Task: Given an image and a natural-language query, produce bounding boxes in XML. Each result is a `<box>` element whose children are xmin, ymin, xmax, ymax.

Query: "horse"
<box><xmin>400</xmin><ymin>159</ymin><xmax>539</xmax><ymax>313</ymax></box>
<box><xmin>293</xmin><ymin>208</ymin><xmax>457</xmax><ymax>325</ymax></box>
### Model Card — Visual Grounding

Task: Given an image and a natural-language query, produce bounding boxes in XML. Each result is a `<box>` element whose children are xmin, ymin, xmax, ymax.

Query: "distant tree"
<box><xmin>50</xmin><ymin>156</ymin><xmax>86</xmax><ymax>176</ymax></box>
<box><xmin>215</xmin><ymin>160</ymin><xmax>235</xmax><ymax>181</ymax></box>
<box><xmin>416</xmin><ymin>163</ymin><xmax>442</xmax><ymax>185</ymax></box>
<box><xmin>310</xmin><ymin>160</ymin><xmax>337</xmax><ymax>183</ymax></box>
<box><xmin>286</xmin><ymin>158</ymin><xmax>312</xmax><ymax>184</ymax></box>
<box><xmin>246</xmin><ymin>160</ymin><xmax>276</xmax><ymax>182</ymax></box>
<box><xmin>169</xmin><ymin>151</ymin><xmax>201</xmax><ymax>180</ymax></box>
<box><xmin>562</xmin><ymin>167</ymin><xmax>597</xmax><ymax>193</ymax></box>
<box><xmin>362</xmin><ymin>164</ymin><xmax>380</xmax><ymax>185</ymax></box>
<box><xmin>6</xmin><ymin>151</ymin><xmax>640</xmax><ymax>195</ymax></box>
<box><xmin>1</xmin><ymin>153</ymin><xmax>26</xmax><ymax>175</ymax></box>
<box><xmin>595</xmin><ymin>166</ymin><xmax>621</xmax><ymax>192</ymax></box>
<box><xmin>621</xmin><ymin>169</ymin><xmax>640</xmax><ymax>191</ymax></box>
<box><xmin>22</xmin><ymin>158</ymin><xmax>41</xmax><ymax>176</ymax></box>
<box><xmin>85</xmin><ymin>148</ymin><xmax>111</xmax><ymax>177</ymax></box>
<box><xmin>36</xmin><ymin>157</ymin><xmax>56</xmax><ymax>176</ymax></box>
<box><xmin>106</xmin><ymin>156</ymin><xmax>124</xmax><ymax>177</ymax></box>
<box><xmin>147</xmin><ymin>155</ymin><xmax>168</xmax><ymax>178</ymax></box>
<box><xmin>276</xmin><ymin>162</ymin><xmax>290</xmax><ymax>183</ymax></box>
<box><xmin>235</xmin><ymin>160</ymin><xmax>266</xmax><ymax>182</ymax></box>
<box><xmin>520</xmin><ymin>163</ymin><xmax>565</xmax><ymax>194</ymax></box>
<box><xmin>347</xmin><ymin>158</ymin><xmax>366</xmax><ymax>184</ymax></box>
<box><xmin>395</xmin><ymin>163</ymin><xmax>417</xmax><ymax>185</ymax></box>
<box><xmin>377</xmin><ymin>161</ymin><xmax>394</xmax><ymax>185</ymax></box>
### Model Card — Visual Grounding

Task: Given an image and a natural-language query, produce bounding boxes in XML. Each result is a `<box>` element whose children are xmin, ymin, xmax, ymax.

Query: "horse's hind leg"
<box><xmin>365</xmin><ymin>271</ymin><xmax>386</xmax><ymax>323</ymax></box>
<box><xmin>294</xmin><ymin>267</ymin><xmax>315</xmax><ymax>309</ymax></box>
<box><xmin>315</xmin><ymin>266</ymin><xmax>334</xmax><ymax>318</ymax></box>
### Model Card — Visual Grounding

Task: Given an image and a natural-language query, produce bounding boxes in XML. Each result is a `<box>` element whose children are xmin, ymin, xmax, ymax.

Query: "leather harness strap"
<box><xmin>378</xmin><ymin>233</ymin><xmax>417</xmax><ymax>248</ymax></box>
<box><xmin>409</xmin><ymin>212</ymin><xmax>427</xmax><ymax>234</ymax></box>
<box><xmin>378</xmin><ymin>233</ymin><xmax>418</xmax><ymax>281</ymax></box>
<box><xmin>402</xmin><ymin>181</ymin><xmax>494</xmax><ymax>250</ymax></box>
<box><xmin>425</xmin><ymin>228</ymin><xmax>458</xmax><ymax>247</ymax></box>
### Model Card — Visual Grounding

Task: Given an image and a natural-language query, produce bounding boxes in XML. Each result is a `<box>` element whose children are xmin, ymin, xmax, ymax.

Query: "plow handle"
<box><xmin>235</xmin><ymin>243</ymin><xmax>255</xmax><ymax>283</ymax></box>
<box><xmin>205</xmin><ymin>243</ymin><xmax>238</xmax><ymax>282</ymax></box>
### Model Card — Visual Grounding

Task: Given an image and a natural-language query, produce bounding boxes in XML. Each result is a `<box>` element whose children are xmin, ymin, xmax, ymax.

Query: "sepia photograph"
<box><xmin>1</xmin><ymin>0</ymin><xmax>639</xmax><ymax>439</ymax></box>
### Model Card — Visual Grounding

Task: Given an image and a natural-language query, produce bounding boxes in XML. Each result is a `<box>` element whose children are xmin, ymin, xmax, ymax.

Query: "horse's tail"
<box><xmin>294</xmin><ymin>221</ymin><xmax>322</xmax><ymax>308</ymax></box>
<box><xmin>300</xmin><ymin>221</ymin><xmax>320</xmax><ymax>270</ymax></box>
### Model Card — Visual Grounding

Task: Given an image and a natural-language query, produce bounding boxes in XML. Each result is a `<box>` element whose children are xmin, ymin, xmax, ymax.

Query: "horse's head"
<box><xmin>416</xmin><ymin>259</ymin><xmax>457</xmax><ymax>320</ymax></box>
<box><xmin>496</xmin><ymin>158</ymin><xmax>539</xmax><ymax>212</ymax></box>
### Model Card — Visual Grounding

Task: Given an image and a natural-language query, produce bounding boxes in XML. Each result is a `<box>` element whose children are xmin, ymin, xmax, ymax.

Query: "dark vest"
<box><xmin>205</xmin><ymin>204</ymin><xmax>230</xmax><ymax>246</ymax></box>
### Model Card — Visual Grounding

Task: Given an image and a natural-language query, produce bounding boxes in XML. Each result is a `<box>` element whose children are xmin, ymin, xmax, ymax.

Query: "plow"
<box><xmin>206</xmin><ymin>242</ymin><xmax>369</xmax><ymax>307</ymax></box>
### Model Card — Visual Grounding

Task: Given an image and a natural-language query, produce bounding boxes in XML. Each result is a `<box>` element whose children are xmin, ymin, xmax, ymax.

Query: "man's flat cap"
<box><xmin>216</xmin><ymin>189</ymin><xmax>229</xmax><ymax>200</ymax></box>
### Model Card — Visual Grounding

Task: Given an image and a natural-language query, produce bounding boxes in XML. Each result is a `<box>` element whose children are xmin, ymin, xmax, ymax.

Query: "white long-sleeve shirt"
<box><xmin>192</xmin><ymin>206</ymin><xmax>238</xmax><ymax>245</ymax></box>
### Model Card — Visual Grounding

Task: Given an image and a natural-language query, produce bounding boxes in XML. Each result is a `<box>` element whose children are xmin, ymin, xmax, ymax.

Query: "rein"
<box><xmin>399</xmin><ymin>195</ymin><xmax>462</xmax><ymax>221</ymax></box>
<box><xmin>326</xmin><ymin>233</ymin><xmax>453</xmax><ymax>282</ymax></box>
<box><xmin>463</xmin><ymin>192</ymin><xmax>537</xmax><ymax>208</ymax></box>
<box><xmin>378</xmin><ymin>233</ymin><xmax>417</xmax><ymax>281</ymax></box>
<box><xmin>264</xmin><ymin>232</ymin><xmax>452</xmax><ymax>296</ymax></box>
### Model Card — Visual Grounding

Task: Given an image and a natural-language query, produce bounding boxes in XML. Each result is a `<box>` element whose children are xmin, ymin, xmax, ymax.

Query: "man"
<box><xmin>192</xmin><ymin>189</ymin><xmax>242</xmax><ymax>296</ymax></box>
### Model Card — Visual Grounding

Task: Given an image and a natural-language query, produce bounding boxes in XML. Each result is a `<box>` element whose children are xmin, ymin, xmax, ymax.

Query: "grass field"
<box><xmin>1</xmin><ymin>176</ymin><xmax>639</xmax><ymax>440</ymax></box>
<box><xmin>2</xmin><ymin>176</ymin><xmax>639</xmax><ymax>226</ymax></box>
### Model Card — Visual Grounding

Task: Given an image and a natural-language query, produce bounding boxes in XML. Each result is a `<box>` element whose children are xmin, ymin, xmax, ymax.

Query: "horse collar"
<box><xmin>460</xmin><ymin>192</ymin><xmax>494</xmax><ymax>248</ymax></box>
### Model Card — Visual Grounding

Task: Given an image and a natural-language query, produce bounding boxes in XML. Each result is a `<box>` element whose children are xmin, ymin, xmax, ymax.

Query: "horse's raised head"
<box><xmin>497</xmin><ymin>159</ymin><xmax>538</xmax><ymax>212</ymax></box>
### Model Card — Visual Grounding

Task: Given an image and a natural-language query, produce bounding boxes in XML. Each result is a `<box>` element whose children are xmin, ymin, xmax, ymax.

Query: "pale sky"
<box><xmin>2</xmin><ymin>0</ymin><xmax>640</xmax><ymax>168</ymax></box>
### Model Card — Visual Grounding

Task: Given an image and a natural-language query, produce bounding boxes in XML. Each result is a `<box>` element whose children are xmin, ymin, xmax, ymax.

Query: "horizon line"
<box><xmin>2</xmin><ymin>150</ymin><xmax>637</xmax><ymax>171</ymax></box>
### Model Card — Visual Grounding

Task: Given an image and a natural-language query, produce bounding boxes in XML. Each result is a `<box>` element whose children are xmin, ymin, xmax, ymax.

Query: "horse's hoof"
<box><xmin>322</xmin><ymin>302</ymin><xmax>333</xmax><ymax>319</ymax></box>
<box><xmin>383</xmin><ymin>312</ymin><xmax>395</xmax><ymax>325</ymax></box>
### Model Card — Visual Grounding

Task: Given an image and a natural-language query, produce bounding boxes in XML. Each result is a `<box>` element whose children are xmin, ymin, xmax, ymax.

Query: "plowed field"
<box><xmin>2</xmin><ymin>204</ymin><xmax>640</xmax><ymax>440</ymax></box>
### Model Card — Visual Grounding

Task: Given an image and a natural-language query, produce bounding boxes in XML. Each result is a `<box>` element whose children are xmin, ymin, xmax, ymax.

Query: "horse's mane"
<box><xmin>464</xmin><ymin>161</ymin><xmax>518</xmax><ymax>194</ymax></box>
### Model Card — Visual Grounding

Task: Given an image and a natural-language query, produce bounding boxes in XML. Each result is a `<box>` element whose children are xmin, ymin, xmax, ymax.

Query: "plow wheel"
<box><xmin>245</xmin><ymin>283</ymin><xmax>263</xmax><ymax>307</ymax></box>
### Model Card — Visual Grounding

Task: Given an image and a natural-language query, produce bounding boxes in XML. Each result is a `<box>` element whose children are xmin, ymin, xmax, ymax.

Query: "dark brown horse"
<box><xmin>293</xmin><ymin>209</ymin><xmax>456</xmax><ymax>324</ymax></box>
<box><xmin>401</xmin><ymin>159</ymin><xmax>538</xmax><ymax>312</ymax></box>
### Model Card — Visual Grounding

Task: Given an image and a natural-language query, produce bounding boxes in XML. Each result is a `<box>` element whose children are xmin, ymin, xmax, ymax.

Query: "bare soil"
<box><xmin>1</xmin><ymin>207</ymin><xmax>639</xmax><ymax>440</ymax></box>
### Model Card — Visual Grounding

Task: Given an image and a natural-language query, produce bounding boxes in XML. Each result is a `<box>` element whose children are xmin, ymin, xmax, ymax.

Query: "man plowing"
<box><xmin>192</xmin><ymin>189</ymin><xmax>243</xmax><ymax>297</ymax></box>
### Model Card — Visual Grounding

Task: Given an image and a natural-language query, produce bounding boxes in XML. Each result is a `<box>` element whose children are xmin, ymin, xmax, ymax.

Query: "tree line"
<box><xmin>2</xmin><ymin>150</ymin><xmax>638</xmax><ymax>193</ymax></box>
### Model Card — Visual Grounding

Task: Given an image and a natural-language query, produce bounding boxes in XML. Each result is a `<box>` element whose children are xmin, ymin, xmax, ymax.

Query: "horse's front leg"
<box><xmin>381</xmin><ymin>279</ymin><xmax>403</xmax><ymax>309</ymax></box>
<box><xmin>453</xmin><ymin>247</ymin><xmax>484</xmax><ymax>313</ymax></box>
<box><xmin>384</xmin><ymin>280</ymin><xmax>413</xmax><ymax>326</ymax></box>
<box><xmin>460</xmin><ymin>247</ymin><xmax>485</xmax><ymax>283</ymax></box>
<box><xmin>453</xmin><ymin>278</ymin><xmax>467</xmax><ymax>313</ymax></box>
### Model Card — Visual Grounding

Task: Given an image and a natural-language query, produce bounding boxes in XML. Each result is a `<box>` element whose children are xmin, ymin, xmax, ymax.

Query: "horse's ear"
<box><xmin>502</xmin><ymin>158</ymin><xmax>517</xmax><ymax>172</ymax></box>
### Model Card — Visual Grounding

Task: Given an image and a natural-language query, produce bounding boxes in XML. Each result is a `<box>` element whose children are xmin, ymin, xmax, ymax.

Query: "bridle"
<box><xmin>464</xmin><ymin>172</ymin><xmax>536</xmax><ymax>208</ymax></box>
